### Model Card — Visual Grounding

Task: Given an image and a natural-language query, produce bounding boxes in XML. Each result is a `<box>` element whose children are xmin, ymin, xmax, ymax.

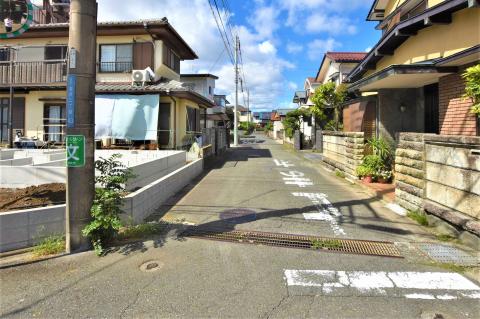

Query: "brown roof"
<box><xmin>22</xmin><ymin>19</ymin><xmax>198</xmax><ymax>60</ymax></box>
<box><xmin>325</xmin><ymin>52</ymin><xmax>367</xmax><ymax>63</ymax></box>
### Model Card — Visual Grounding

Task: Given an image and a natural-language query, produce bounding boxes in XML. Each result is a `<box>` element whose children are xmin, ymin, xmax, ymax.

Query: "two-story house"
<box><xmin>0</xmin><ymin>18</ymin><xmax>215</xmax><ymax>149</ymax></box>
<box><xmin>345</xmin><ymin>0</ymin><xmax>480</xmax><ymax>141</ymax></box>
<box><xmin>180</xmin><ymin>74</ymin><xmax>229</xmax><ymax>128</ymax></box>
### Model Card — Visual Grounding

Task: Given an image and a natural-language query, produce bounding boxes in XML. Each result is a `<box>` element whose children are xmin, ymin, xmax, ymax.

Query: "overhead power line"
<box><xmin>208</xmin><ymin>0</ymin><xmax>234</xmax><ymax>65</ymax></box>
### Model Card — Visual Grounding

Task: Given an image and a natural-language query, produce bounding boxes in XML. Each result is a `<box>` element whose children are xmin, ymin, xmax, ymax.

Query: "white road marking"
<box><xmin>284</xmin><ymin>270</ymin><xmax>480</xmax><ymax>299</ymax></box>
<box><xmin>281</xmin><ymin>171</ymin><xmax>313</xmax><ymax>187</ymax></box>
<box><xmin>385</xmin><ymin>203</ymin><xmax>407</xmax><ymax>216</ymax></box>
<box><xmin>292</xmin><ymin>192</ymin><xmax>346</xmax><ymax>236</ymax></box>
<box><xmin>387</xmin><ymin>272</ymin><xmax>480</xmax><ymax>290</ymax></box>
<box><xmin>273</xmin><ymin>159</ymin><xmax>295</xmax><ymax>168</ymax></box>
<box><xmin>404</xmin><ymin>293</ymin><xmax>435</xmax><ymax>299</ymax></box>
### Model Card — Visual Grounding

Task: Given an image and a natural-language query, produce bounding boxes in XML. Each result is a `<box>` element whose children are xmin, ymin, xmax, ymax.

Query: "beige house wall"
<box><xmin>1</xmin><ymin>35</ymin><xmax>180</xmax><ymax>82</ymax></box>
<box><xmin>371</xmin><ymin>8</ymin><xmax>479</xmax><ymax>74</ymax></box>
<box><xmin>0</xmin><ymin>90</ymin><xmax>66</xmax><ymax>139</ymax></box>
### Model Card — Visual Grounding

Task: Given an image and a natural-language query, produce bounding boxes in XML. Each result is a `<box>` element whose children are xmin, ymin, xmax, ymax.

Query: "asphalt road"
<box><xmin>1</xmin><ymin>134</ymin><xmax>479</xmax><ymax>319</ymax></box>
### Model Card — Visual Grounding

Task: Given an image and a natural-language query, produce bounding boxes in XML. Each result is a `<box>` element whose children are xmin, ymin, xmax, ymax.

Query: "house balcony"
<box><xmin>0</xmin><ymin>60</ymin><xmax>67</xmax><ymax>88</ymax></box>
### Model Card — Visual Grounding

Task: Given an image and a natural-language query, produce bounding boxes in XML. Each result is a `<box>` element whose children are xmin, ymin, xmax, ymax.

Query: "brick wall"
<box><xmin>438</xmin><ymin>73</ymin><xmax>477</xmax><ymax>136</ymax></box>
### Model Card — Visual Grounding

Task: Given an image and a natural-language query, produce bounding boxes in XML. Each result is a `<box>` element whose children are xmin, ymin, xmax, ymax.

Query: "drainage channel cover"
<box><xmin>414</xmin><ymin>243</ymin><xmax>479</xmax><ymax>266</ymax></box>
<box><xmin>182</xmin><ymin>227</ymin><xmax>403</xmax><ymax>258</ymax></box>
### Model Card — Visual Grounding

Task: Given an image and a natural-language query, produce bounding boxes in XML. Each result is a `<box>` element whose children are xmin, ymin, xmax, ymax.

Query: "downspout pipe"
<box><xmin>166</xmin><ymin>91</ymin><xmax>177</xmax><ymax>149</ymax></box>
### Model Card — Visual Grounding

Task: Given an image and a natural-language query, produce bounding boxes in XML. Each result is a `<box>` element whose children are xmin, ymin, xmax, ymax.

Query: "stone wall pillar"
<box><xmin>394</xmin><ymin>133</ymin><xmax>430</xmax><ymax>212</ymax></box>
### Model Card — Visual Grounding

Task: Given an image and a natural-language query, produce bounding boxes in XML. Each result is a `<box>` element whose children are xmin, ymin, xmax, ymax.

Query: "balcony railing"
<box><xmin>0</xmin><ymin>60</ymin><xmax>67</xmax><ymax>86</ymax></box>
<box><xmin>99</xmin><ymin>61</ymin><xmax>133</xmax><ymax>73</ymax></box>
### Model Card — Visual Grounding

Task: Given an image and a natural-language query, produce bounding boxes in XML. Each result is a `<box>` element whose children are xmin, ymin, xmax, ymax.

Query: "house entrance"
<box><xmin>158</xmin><ymin>103</ymin><xmax>171</xmax><ymax>148</ymax></box>
<box><xmin>424</xmin><ymin>83</ymin><xmax>439</xmax><ymax>134</ymax></box>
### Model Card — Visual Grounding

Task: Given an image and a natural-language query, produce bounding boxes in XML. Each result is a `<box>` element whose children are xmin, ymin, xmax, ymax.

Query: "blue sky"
<box><xmin>97</xmin><ymin>0</ymin><xmax>381</xmax><ymax>111</ymax></box>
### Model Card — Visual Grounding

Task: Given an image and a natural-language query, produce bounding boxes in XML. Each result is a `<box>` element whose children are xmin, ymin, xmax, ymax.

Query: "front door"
<box><xmin>424</xmin><ymin>83</ymin><xmax>439</xmax><ymax>134</ymax></box>
<box><xmin>158</xmin><ymin>103</ymin><xmax>171</xmax><ymax>147</ymax></box>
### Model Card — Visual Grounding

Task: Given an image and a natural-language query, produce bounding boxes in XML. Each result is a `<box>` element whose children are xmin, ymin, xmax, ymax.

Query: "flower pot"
<box><xmin>363</xmin><ymin>175</ymin><xmax>373</xmax><ymax>183</ymax></box>
<box><xmin>377</xmin><ymin>177</ymin><xmax>388</xmax><ymax>184</ymax></box>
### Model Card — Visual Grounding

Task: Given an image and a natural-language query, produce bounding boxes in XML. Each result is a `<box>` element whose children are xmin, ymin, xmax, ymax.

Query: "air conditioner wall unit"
<box><xmin>132</xmin><ymin>70</ymin><xmax>150</xmax><ymax>84</ymax></box>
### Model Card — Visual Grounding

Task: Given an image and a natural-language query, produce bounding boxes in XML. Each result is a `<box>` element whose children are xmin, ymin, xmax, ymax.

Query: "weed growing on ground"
<box><xmin>335</xmin><ymin>170</ymin><xmax>345</xmax><ymax>178</ymax></box>
<box><xmin>435</xmin><ymin>234</ymin><xmax>457</xmax><ymax>242</ymax></box>
<box><xmin>118</xmin><ymin>222</ymin><xmax>166</xmax><ymax>240</ymax></box>
<box><xmin>33</xmin><ymin>235</ymin><xmax>65</xmax><ymax>257</ymax></box>
<box><xmin>82</xmin><ymin>154</ymin><xmax>134</xmax><ymax>256</ymax></box>
<box><xmin>311</xmin><ymin>239</ymin><xmax>343</xmax><ymax>250</ymax></box>
<box><xmin>407</xmin><ymin>210</ymin><xmax>428</xmax><ymax>226</ymax></box>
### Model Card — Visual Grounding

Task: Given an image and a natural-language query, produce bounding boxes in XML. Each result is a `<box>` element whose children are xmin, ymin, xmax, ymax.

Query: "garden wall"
<box><xmin>0</xmin><ymin>204</ymin><xmax>65</xmax><ymax>253</ymax></box>
<box><xmin>395</xmin><ymin>133</ymin><xmax>480</xmax><ymax>241</ymax></box>
<box><xmin>321</xmin><ymin>131</ymin><xmax>364</xmax><ymax>179</ymax></box>
<box><xmin>0</xmin><ymin>159</ymin><xmax>204</xmax><ymax>252</ymax></box>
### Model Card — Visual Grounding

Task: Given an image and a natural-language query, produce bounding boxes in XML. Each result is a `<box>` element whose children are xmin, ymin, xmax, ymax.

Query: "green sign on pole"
<box><xmin>66</xmin><ymin>135</ymin><xmax>85</xmax><ymax>168</ymax></box>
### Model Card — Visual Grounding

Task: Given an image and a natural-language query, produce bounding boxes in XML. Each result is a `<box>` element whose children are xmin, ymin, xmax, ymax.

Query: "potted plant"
<box><xmin>377</xmin><ymin>169</ymin><xmax>392</xmax><ymax>183</ymax></box>
<box><xmin>355</xmin><ymin>165</ymin><xmax>375</xmax><ymax>183</ymax></box>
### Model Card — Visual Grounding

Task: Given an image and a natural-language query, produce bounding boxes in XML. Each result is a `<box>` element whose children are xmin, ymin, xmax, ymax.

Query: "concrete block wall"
<box><xmin>322</xmin><ymin>131</ymin><xmax>364</xmax><ymax>178</ymax></box>
<box><xmin>0</xmin><ymin>157</ymin><xmax>33</xmax><ymax>166</ymax></box>
<box><xmin>395</xmin><ymin>133</ymin><xmax>480</xmax><ymax>241</ymax></box>
<box><xmin>0</xmin><ymin>149</ymin><xmax>16</xmax><ymax>160</ymax></box>
<box><xmin>438</xmin><ymin>72</ymin><xmax>477</xmax><ymax>136</ymax></box>
<box><xmin>122</xmin><ymin>158</ymin><xmax>204</xmax><ymax>224</ymax></box>
<box><xmin>0</xmin><ymin>204</ymin><xmax>65</xmax><ymax>253</ymax></box>
<box><xmin>0</xmin><ymin>159</ymin><xmax>205</xmax><ymax>252</ymax></box>
<box><xmin>0</xmin><ymin>166</ymin><xmax>66</xmax><ymax>188</ymax></box>
<box><xmin>126</xmin><ymin>151</ymin><xmax>186</xmax><ymax>191</ymax></box>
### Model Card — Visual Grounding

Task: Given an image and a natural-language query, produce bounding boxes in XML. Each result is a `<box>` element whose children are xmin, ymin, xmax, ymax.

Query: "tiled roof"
<box><xmin>31</xmin><ymin>18</ymin><xmax>169</xmax><ymax>29</ymax></box>
<box><xmin>95</xmin><ymin>79</ymin><xmax>214</xmax><ymax>107</ymax></box>
<box><xmin>325</xmin><ymin>52</ymin><xmax>367</xmax><ymax>62</ymax></box>
<box><xmin>96</xmin><ymin>80</ymin><xmax>186</xmax><ymax>92</ymax></box>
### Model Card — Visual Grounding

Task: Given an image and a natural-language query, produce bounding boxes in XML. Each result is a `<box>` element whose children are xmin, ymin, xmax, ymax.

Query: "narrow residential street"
<box><xmin>1</xmin><ymin>133</ymin><xmax>478</xmax><ymax>319</ymax></box>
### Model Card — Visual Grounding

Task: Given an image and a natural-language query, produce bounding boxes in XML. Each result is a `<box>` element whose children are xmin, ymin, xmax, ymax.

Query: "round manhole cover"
<box><xmin>139</xmin><ymin>260</ymin><xmax>163</xmax><ymax>272</ymax></box>
<box><xmin>219</xmin><ymin>209</ymin><xmax>256</xmax><ymax>223</ymax></box>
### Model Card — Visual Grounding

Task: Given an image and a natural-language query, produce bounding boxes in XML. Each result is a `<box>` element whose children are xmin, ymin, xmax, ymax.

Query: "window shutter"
<box><xmin>133</xmin><ymin>42</ymin><xmax>154</xmax><ymax>70</ymax></box>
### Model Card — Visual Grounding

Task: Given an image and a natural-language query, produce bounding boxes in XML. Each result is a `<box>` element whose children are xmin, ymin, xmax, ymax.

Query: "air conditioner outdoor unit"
<box><xmin>131</xmin><ymin>67</ymin><xmax>155</xmax><ymax>86</ymax></box>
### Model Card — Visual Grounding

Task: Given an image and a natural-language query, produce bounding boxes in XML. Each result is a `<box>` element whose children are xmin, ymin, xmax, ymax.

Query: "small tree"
<box><xmin>310</xmin><ymin>82</ymin><xmax>347</xmax><ymax>131</ymax></box>
<box><xmin>463</xmin><ymin>64</ymin><xmax>480</xmax><ymax>117</ymax></box>
<box><xmin>282</xmin><ymin>108</ymin><xmax>310</xmax><ymax>138</ymax></box>
<box><xmin>82</xmin><ymin>154</ymin><xmax>133</xmax><ymax>255</ymax></box>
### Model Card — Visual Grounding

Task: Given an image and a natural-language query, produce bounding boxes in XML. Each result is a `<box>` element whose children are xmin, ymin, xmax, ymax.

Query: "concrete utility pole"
<box><xmin>66</xmin><ymin>0</ymin><xmax>97</xmax><ymax>253</ymax></box>
<box><xmin>233</xmin><ymin>35</ymin><xmax>238</xmax><ymax>146</ymax></box>
<box><xmin>247</xmin><ymin>88</ymin><xmax>250</xmax><ymax>129</ymax></box>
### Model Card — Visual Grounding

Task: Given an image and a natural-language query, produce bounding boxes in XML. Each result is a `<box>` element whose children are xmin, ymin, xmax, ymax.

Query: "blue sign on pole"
<box><xmin>66</xmin><ymin>74</ymin><xmax>77</xmax><ymax>128</ymax></box>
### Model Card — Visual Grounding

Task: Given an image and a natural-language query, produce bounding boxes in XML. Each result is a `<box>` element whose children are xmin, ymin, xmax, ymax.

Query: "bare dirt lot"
<box><xmin>0</xmin><ymin>183</ymin><xmax>66</xmax><ymax>212</ymax></box>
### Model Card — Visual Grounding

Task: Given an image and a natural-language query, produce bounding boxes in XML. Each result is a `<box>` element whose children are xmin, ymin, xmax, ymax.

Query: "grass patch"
<box><xmin>335</xmin><ymin>170</ymin><xmax>346</xmax><ymax>178</ymax></box>
<box><xmin>407</xmin><ymin>210</ymin><xmax>428</xmax><ymax>226</ymax></box>
<box><xmin>435</xmin><ymin>234</ymin><xmax>457</xmax><ymax>242</ymax></box>
<box><xmin>118</xmin><ymin>222</ymin><xmax>166</xmax><ymax>240</ymax></box>
<box><xmin>311</xmin><ymin>239</ymin><xmax>343</xmax><ymax>250</ymax></box>
<box><xmin>33</xmin><ymin>235</ymin><xmax>65</xmax><ymax>257</ymax></box>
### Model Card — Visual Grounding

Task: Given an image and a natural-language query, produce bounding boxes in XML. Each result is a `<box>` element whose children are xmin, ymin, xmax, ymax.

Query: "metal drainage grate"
<box><xmin>182</xmin><ymin>227</ymin><xmax>403</xmax><ymax>258</ymax></box>
<box><xmin>414</xmin><ymin>243</ymin><xmax>479</xmax><ymax>266</ymax></box>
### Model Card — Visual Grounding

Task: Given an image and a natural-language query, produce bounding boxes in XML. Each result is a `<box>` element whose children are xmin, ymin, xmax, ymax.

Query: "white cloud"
<box><xmin>286</xmin><ymin>42</ymin><xmax>303</xmax><ymax>54</ymax></box>
<box><xmin>307</xmin><ymin>38</ymin><xmax>340</xmax><ymax>60</ymax></box>
<box><xmin>258</xmin><ymin>40</ymin><xmax>277</xmax><ymax>54</ymax></box>
<box><xmin>288</xmin><ymin>81</ymin><xmax>298</xmax><ymax>90</ymax></box>
<box><xmin>280</xmin><ymin>0</ymin><xmax>370</xmax><ymax>28</ymax></box>
<box><xmin>305</xmin><ymin>13</ymin><xmax>357</xmax><ymax>35</ymax></box>
<box><xmin>97</xmin><ymin>0</ymin><xmax>294</xmax><ymax>111</ymax></box>
<box><xmin>365</xmin><ymin>47</ymin><xmax>372</xmax><ymax>52</ymax></box>
<box><xmin>247</xmin><ymin>5</ymin><xmax>280</xmax><ymax>39</ymax></box>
